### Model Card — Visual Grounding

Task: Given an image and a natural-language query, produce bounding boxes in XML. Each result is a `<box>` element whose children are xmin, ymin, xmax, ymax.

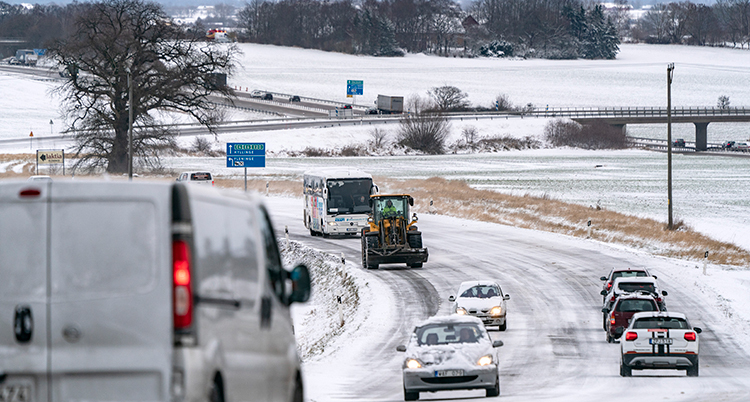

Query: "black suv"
<box><xmin>262</xmin><ymin>93</ymin><xmax>273</xmax><ymax>101</ymax></box>
<box><xmin>673</xmin><ymin>138</ymin><xmax>685</xmax><ymax>147</ymax></box>
<box><xmin>290</xmin><ymin>95</ymin><xmax>301</xmax><ymax>102</ymax></box>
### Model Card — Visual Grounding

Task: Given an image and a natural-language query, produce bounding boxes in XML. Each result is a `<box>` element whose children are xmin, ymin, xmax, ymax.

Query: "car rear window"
<box><xmin>191</xmin><ymin>172</ymin><xmax>212</xmax><ymax>181</ymax></box>
<box><xmin>618</xmin><ymin>283</ymin><xmax>655</xmax><ymax>293</ymax></box>
<box><xmin>633</xmin><ymin>317</ymin><xmax>689</xmax><ymax>329</ymax></box>
<box><xmin>616</xmin><ymin>299</ymin><xmax>658</xmax><ymax>312</ymax></box>
<box><xmin>612</xmin><ymin>271</ymin><xmax>647</xmax><ymax>280</ymax></box>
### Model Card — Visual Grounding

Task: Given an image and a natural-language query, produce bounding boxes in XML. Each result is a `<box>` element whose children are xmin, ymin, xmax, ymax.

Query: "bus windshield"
<box><xmin>327</xmin><ymin>179</ymin><xmax>372</xmax><ymax>214</ymax></box>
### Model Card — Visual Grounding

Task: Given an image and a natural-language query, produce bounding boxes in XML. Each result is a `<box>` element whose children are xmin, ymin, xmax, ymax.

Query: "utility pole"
<box><xmin>667</xmin><ymin>63</ymin><xmax>674</xmax><ymax>230</ymax></box>
<box><xmin>127</xmin><ymin>68</ymin><xmax>134</xmax><ymax>181</ymax></box>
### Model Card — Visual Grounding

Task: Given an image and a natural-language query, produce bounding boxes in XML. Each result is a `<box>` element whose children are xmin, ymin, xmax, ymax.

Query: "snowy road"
<box><xmin>266</xmin><ymin>196</ymin><xmax>750</xmax><ymax>401</ymax></box>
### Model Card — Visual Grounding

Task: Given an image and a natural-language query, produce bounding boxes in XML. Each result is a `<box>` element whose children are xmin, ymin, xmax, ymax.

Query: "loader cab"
<box><xmin>371</xmin><ymin>195</ymin><xmax>414</xmax><ymax>223</ymax></box>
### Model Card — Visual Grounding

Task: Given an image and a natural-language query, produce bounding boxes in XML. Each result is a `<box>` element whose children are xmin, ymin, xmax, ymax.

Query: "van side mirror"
<box><xmin>600</xmin><ymin>290</ymin><xmax>608</xmax><ymax>296</ymax></box>
<box><xmin>492</xmin><ymin>340</ymin><xmax>504</xmax><ymax>348</ymax></box>
<box><xmin>600</xmin><ymin>276</ymin><xmax>607</xmax><ymax>281</ymax></box>
<box><xmin>288</xmin><ymin>265</ymin><xmax>311</xmax><ymax>304</ymax></box>
<box><xmin>396</xmin><ymin>345</ymin><xmax>406</xmax><ymax>352</ymax></box>
<box><xmin>653</xmin><ymin>275</ymin><xmax>657</xmax><ymax>279</ymax></box>
<box><xmin>503</xmin><ymin>295</ymin><xmax>510</xmax><ymax>300</ymax></box>
<box><xmin>661</xmin><ymin>290</ymin><xmax>668</xmax><ymax>296</ymax></box>
<box><xmin>694</xmin><ymin>327</ymin><xmax>702</xmax><ymax>334</ymax></box>
<box><xmin>448</xmin><ymin>295</ymin><xmax>455</xmax><ymax>302</ymax></box>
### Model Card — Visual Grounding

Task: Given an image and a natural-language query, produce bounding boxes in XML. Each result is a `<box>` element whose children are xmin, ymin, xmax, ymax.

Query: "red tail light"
<box><xmin>625</xmin><ymin>332</ymin><xmax>638</xmax><ymax>341</ymax></box>
<box><xmin>20</xmin><ymin>188</ymin><xmax>41</xmax><ymax>198</ymax></box>
<box><xmin>684</xmin><ymin>332</ymin><xmax>696</xmax><ymax>341</ymax></box>
<box><xmin>607</xmin><ymin>282</ymin><xmax>612</xmax><ymax>290</ymax></box>
<box><xmin>173</xmin><ymin>240</ymin><xmax>193</xmax><ymax>330</ymax></box>
<box><xmin>610</xmin><ymin>296</ymin><xmax>615</xmax><ymax>302</ymax></box>
<box><xmin>610</xmin><ymin>313</ymin><xmax>616</xmax><ymax>326</ymax></box>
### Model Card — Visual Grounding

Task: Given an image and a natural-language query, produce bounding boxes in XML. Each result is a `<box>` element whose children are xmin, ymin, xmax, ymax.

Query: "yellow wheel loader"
<box><xmin>361</xmin><ymin>194</ymin><xmax>428</xmax><ymax>269</ymax></box>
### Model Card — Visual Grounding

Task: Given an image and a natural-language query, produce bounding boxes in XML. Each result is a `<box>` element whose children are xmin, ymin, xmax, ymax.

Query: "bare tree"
<box><xmin>397</xmin><ymin>111</ymin><xmax>451</xmax><ymax>154</ymax></box>
<box><xmin>428</xmin><ymin>85</ymin><xmax>470</xmax><ymax>111</ymax></box>
<box><xmin>51</xmin><ymin>0</ymin><xmax>235</xmax><ymax>172</ymax></box>
<box><xmin>718</xmin><ymin>95</ymin><xmax>731</xmax><ymax>109</ymax></box>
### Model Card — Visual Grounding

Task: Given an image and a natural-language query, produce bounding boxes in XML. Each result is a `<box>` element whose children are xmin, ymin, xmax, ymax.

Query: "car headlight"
<box><xmin>405</xmin><ymin>359</ymin><xmax>422</xmax><ymax>369</ymax></box>
<box><xmin>477</xmin><ymin>355</ymin><xmax>493</xmax><ymax>366</ymax></box>
<box><xmin>328</xmin><ymin>222</ymin><xmax>338</xmax><ymax>226</ymax></box>
<box><xmin>490</xmin><ymin>306</ymin><xmax>502</xmax><ymax>317</ymax></box>
<box><xmin>456</xmin><ymin>307</ymin><xmax>467</xmax><ymax>315</ymax></box>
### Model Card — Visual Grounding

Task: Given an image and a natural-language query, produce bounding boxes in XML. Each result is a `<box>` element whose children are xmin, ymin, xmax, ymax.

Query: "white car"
<box><xmin>620</xmin><ymin>312</ymin><xmax>702</xmax><ymax>377</ymax></box>
<box><xmin>176</xmin><ymin>171</ymin><xmax>214</xmax><ymax>185</ymax></box>
<box><xmin>602</xmin><ymin>276</ymin><xmax>667</xmax><ymax>312</ymax></box>
<box><xmin>449</xmin><ymin>280</ymin><xmax>510</xmax><ymax>331</ymax></box>
<box><xmin>396</xmin><ymin>315</ymin><xmax>504</xmax><ymax>400</ymax></box>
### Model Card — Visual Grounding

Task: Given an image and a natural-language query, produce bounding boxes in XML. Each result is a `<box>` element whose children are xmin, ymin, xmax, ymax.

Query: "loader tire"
<box><xmin>407</xmin><ymin>233</ymin><xmax>422</xmax><ymax>249</ymax></box>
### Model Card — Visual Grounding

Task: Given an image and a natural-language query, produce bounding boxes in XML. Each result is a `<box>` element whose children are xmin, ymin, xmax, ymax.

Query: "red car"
<box><xmin>603</xmin><ymin>292</ymin><xmax>660</xmax><ymax>343</ymax></box>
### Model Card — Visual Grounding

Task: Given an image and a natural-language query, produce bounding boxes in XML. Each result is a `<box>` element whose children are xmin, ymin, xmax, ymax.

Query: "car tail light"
<box><xmin>610</xmin><ymin>313</ymin><xmax>616</xmax><ymax>326</ymax></box>
<box><xmin>625</xmin><ymin>332</ymin><xmax>638</xmax><ymax>341</ymax></box>
<box><xmin>212</xmin><ymin>180</ymin><xmax>215</xmax><ymax>186</ymax></box>
<box><xmin>610</xmin><ymin>296</ymin><xmax>615</xmax><ymax>302</ymax></box>
<box><xmin>684</xmin><ymin>332</ymin><xmax>696</xmax><ymax>341</ymax></box>
<box><xmin>19</xmin><ymin>188</ymin><xmax>41</xmax><ymax>198</ymax></box>
<box><xmin>173</xmin><ymin>240</ymin><xmax>193</xmax><ymax>330</ymax></box>
<box><xmin>607</xmin><ymin>282</ymin><xmax>612</xmax><ymax>290</ymax></box>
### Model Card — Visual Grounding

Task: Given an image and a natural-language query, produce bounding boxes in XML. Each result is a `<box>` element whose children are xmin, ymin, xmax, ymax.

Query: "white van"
<box><xmin>177</xmin><ymin>172</ymin><xmax>215</xmax><ymax>186</ymax></box>
<box><xmin>0</xmin><ymin>180</ymin><xmax>311</xmax><ymax>402</ymax></box>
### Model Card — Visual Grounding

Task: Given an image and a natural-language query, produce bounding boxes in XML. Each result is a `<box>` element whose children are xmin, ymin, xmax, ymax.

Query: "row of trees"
<box><xmin>633</xmin><ymin>0</ymin><xmax>750</xmax><ymax>47</ymax></box>
<box><xmin>235</xmin><ymin>0</ymin><xmax>619</xmax><ymax>59</ymax></box>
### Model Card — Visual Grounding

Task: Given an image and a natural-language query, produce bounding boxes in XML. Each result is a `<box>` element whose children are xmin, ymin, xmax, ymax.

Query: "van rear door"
<box><xmin>0</xmin><ymin>182</ymin><xmax>51</xmax><ymax>402</ymax></box>
<box><xmin>47</xmin><ymin>182</ymin><xmax>172</xmax><ymax>402</ymax></box>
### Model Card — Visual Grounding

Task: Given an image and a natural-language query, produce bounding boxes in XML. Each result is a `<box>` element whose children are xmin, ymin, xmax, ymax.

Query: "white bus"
<box><xmin>303</xmin><ymin>169</ymin><xmax>376</xmax><ymax>236</ymax></box>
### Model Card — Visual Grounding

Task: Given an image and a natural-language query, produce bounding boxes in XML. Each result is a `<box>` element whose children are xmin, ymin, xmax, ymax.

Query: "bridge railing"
<box><xmin>529</xmin><ymin>106</ymin><xmax>750</xmax><ymax>118</ymax></box>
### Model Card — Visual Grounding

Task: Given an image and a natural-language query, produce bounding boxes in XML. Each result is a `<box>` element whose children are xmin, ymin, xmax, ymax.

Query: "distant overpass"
<box><xmin>534</xmin><ymin>106</ymin><xmax>750</xmax><ymax>151</ymax></box>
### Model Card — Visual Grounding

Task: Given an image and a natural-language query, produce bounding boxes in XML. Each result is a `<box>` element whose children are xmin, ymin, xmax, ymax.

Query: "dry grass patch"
<box><xmin>377</xmin><ymin>177</ymin><xmax>750</xmax><ymax>267</ymax></box>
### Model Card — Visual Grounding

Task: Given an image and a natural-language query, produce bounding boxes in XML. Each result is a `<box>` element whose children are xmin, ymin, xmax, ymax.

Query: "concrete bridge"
<box><xmin>532</xmin><ymin>106</ymin><xmax>750</xmax><ymax>151</ymax></box>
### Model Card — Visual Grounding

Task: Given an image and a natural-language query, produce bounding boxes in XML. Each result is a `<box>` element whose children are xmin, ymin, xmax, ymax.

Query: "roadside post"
<box><xmin>703</xmin><ymin>250</ymin><xmax>709</xmax><ymax>275</ymax></box>
<box><xmin>226</xmin><ymin>142</ymin><xmax>265</xmax><ymax>191</ymax></box>
<box><xmin>587</xmin><ymin>219</ymin><xmax>592</xmax><ymax>238</ymax></box>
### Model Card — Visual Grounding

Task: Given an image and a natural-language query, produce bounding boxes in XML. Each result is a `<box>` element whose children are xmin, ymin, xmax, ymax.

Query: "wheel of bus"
<box><xmin>310</xmin><ymin>228</ymin><xmax>317</xmax><ymax>237</ymax></box>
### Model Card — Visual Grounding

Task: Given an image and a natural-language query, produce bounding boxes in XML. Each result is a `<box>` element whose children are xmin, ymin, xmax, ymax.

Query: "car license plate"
<box><xmin>435</xmin><ymin>369</ymin><xmax>464</xmax><ymax>377</ymax></box>
<box><xmin>650</xmin><ymin>338</ymin><xmax>673</xmax><ymax>345</ymax></box>
<box><xmin>0</xmin><ymin>383</ymin><xmax>32</xmax><ymax>402</ymax></box>
<box><xmin>346</xmin><ymin>228</ymin><xmax>358</xmax><ymax>232</ymax></box>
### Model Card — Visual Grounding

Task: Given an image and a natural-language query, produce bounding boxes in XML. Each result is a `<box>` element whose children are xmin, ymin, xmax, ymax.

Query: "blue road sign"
<box><xmin>227</xmin><ymin>142</ymin><xmax>265</xmax><ymax>156</ymax></box>
<box><xmin>226</xmin><ymin>156</ymin><xmax>265</xmax><ymax>168</ymax></box>
<box><xmin>347</xmin><ymin>80</ymin><xmax>363</xmax><ymax>96</ymax></box>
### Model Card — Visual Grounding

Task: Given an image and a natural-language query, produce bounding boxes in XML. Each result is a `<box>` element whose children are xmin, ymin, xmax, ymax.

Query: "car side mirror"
<box><xmin>287</xmin><ymin>265</ymin><xmax>311</xmax><ymax>305</ymax></box>
<box><xmin>492</xmin><ymin>340</ymin><xmax>504</xmax><ymax>348</ymax></box>
<box><xmin>448</xmin><ymin>295</ymin><xmax>455</xmax><ymax>302</ymax></box>
<box><xmin>601</xmin><ymin>307</ymin><xmax>608</xmax><ymax>313</ymax></box>
<box><xmin>661</xmin><ymin>290</ymin><xmax>668</xmax><ymax>296</ymax></box>
<box><xmin>694</xmin><ymin>327</ymin><xmax>702</xmax><ymax>334</ymax></box>
<box><xmin>600</xmin><ymin>290</ymin><xmax>607</xmax><ymax>296</ymax></box>
<box><xmin>600</xmin><ymin>276</ymin><xmax>607</xmax><ymax>281</ymax></box>
<box><xmin>503</xmin><ymin>295</ymin><xmax>510</xmax><ymax>300</ymax></box>
<box><xmin>652</xmin><ymin>275</ymin><xmax>657</xmax><ymax>279</ymax></box>
<box><xmin>615</xmin><ymin>327</ymin><xmax>625</xmax><ymax>336</ymax></box>
<box><xmin>396</xmin><ymin>345</ymin><xmax>406</xmax><ymax>352</ymax></box>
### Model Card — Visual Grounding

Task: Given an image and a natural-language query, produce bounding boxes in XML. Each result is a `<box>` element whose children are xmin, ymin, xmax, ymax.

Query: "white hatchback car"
<box><xmin>397</xmin><ymin>315</ymin><xmax>504</xmax><ymax>400</ymax></box>
<box><xmin>449</xmin><ymin>280</ymin><xmax>510</xmax><ymax>331</ymax></box>
<box><xmin>176</xmin><ymin>171</ymin><xmax>214</xmax><ymax>186</ymax></box>
<box><xmin>620</xmin><ymin>312</ymin><xmax>702</xmax><ymax>377</ymax></box>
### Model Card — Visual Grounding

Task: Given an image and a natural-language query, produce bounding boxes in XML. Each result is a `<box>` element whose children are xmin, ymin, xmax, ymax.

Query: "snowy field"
<box><xmin>1</xmin><ymin>43</ymin><xmax>749</xmax><ymax>250</ymax></box>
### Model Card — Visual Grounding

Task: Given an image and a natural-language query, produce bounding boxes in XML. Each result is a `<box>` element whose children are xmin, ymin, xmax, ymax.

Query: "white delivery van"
<box><xmin>0</xmin><ymin>180</ymin><xmax>311</xmax><ymax>402</ymax></box>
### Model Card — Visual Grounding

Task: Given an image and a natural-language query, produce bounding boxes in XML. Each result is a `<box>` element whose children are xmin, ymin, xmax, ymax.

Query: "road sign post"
<box><xmin>226</xmin><ymin>143</ymin><xmax>266</xmax><ymax>192</ymax></box>
<box><xmin>36</xmin><ymin>149</ymin><xmax>64</xmax><ymax>175</ymax></box>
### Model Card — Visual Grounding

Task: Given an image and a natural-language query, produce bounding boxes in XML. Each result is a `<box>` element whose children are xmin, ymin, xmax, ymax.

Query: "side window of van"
<box><xmin>259</xmin><ymin>208</ymin><xmax>285</xmax><ymax>302</ymax></box>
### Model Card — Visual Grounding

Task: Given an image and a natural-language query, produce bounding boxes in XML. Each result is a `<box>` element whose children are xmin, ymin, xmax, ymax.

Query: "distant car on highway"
<box><xmin>262</xmin><ymin>93</ymin><xmax>273</xmax><ymax>101</ymax></box>
<box><xmin>603</xmin><ymin>292</ymin><xmax>660</xmax><ymax>343</ymax></box>
<box><xmin>249</xmin><ymin>89</ymin><xmax>264</xmax><ymax>98</ymax></box>
<box><xmin>341</xmin><ymin>104</ymin><xmax>352</xmax><ymax>109</ymax></box>
<box><xmin>449</xmin><ymin>280</ymin><xmax>510</xmax><ymax>331</ymax></box>
<box><xmin>602</xmin><ymin>277</ymin><xmax>668</xmax><ymax>318</ymax></box>
<box><xmin>673</xmin><ymin>138</ymin><xmax>686</xmax><ymax>147</ymax></box>
<box><xmin>366</xmin><ymin>108</ymin><xmax>379</xmax><ymax>115</ymax></box>
<box><xmin>600</xmin><ymin>267</ymin><xmax>653</xmax><ymax>298</ymax></box>
<box><xmin>722</xmin><ymin>140</ymin><xmax>735</xmax><ymax>149</ymax></box>
<box><xmin>290</xmin><ymin>95</ymin><xmax>301</xmax><ymax>102</ymax></box>
<box><xmin>620</xmin><ymin>312</ymin><xmax>701</xmax><ymax>377</ymax></box>
<box><xmin>736</xmin><ymin>141</ymin><xmax>749</xmax><ymax>150</ymax></box>
<box><xmin>8</xmin><ymin>57</ymin><xmax>21</xmax><ymax>65</ymax></box>
<box><xmin>176</xmin><ymin>171</ymin><xmax>214</xmax><ymax>186</ymax></box>
<box><xmin>396</xmin><ymin>315</ymin><xmax>503</xmax><ymax>400</ymax></box>
<box><xmin>27</xmin><ymin>175</ymin><xmax>52</xmax><ymax>182</ymax></box>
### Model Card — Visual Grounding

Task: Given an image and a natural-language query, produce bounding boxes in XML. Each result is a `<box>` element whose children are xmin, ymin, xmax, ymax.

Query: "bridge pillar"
<box><xmin>694</xmin><ymin>122</ymin><xmax>708</xmax><ymax>151</ymax></box>
<box><xmin>611</xmin><ymin>124</ymin><xmax>626</xmax><ymax>135</ymax></box>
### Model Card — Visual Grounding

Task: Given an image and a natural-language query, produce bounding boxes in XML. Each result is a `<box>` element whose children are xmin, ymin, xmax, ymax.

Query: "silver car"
<box><xmin>449</xmin><ymin>280</ymin><xmax>510</xmax><ymax>331</ymax></box>
<box><xmin>396</xmin><ymin>315</ymin><xmax>504</xmax><ymax>400</ymax></box>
